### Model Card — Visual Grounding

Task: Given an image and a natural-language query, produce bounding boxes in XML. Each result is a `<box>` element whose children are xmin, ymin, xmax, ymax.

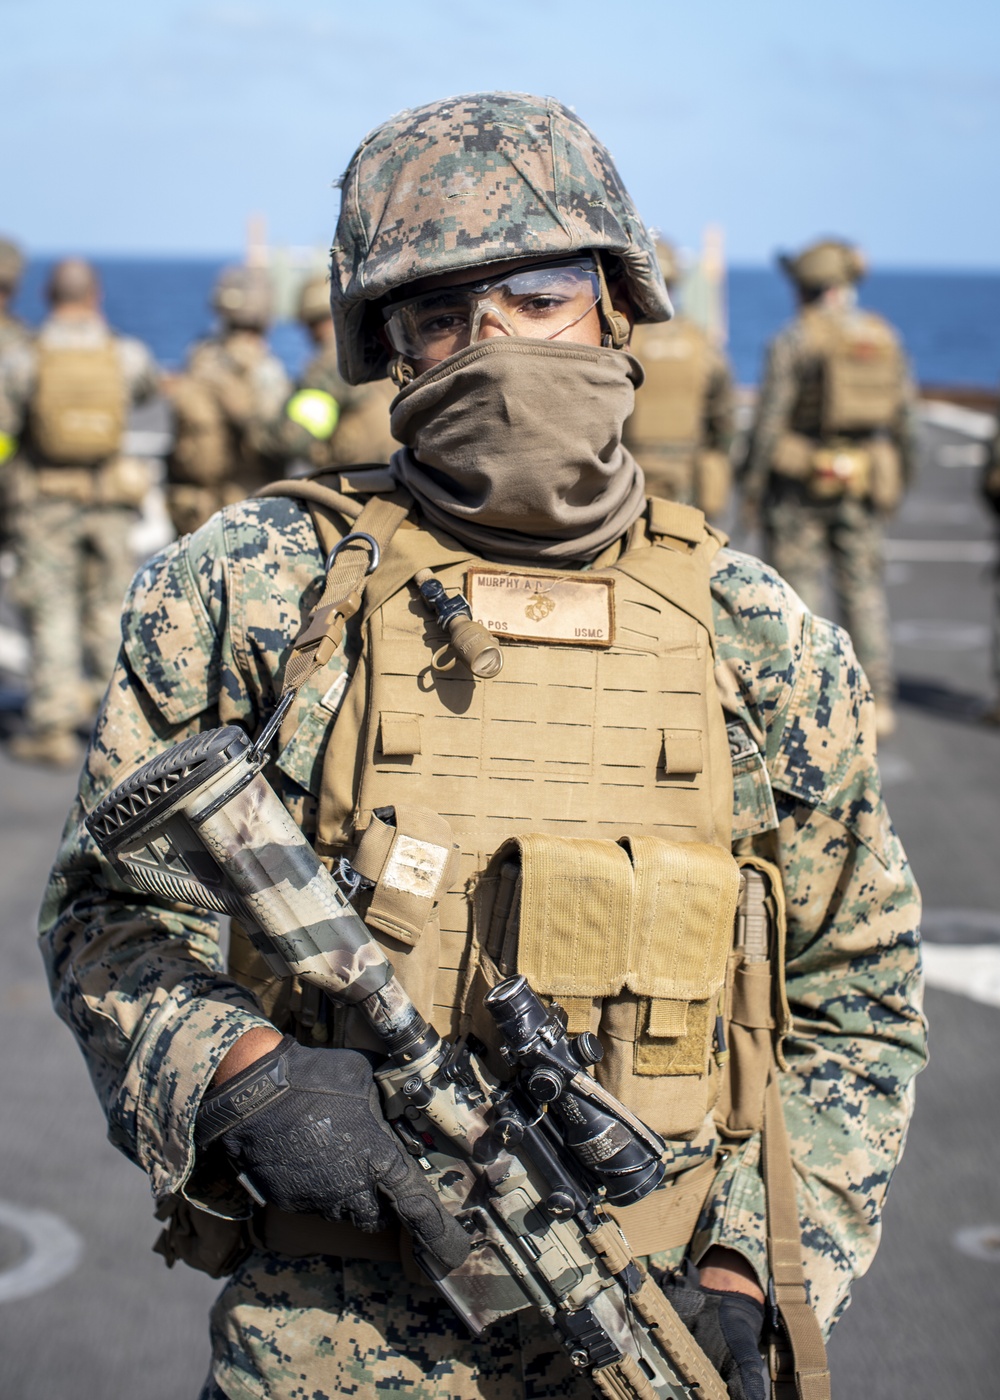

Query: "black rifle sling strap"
<box><xmin>762</xmin><ymin>1070</ymin><xmax>831</xmax><ymax>1400</ymax></box>
<box><xmin>256</xmin><ymin>475</ymin><xmax>412</xmax><ymax>750</ymax></box>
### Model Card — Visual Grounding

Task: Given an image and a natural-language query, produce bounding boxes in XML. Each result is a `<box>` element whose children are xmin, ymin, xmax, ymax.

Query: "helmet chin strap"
<box><xmin>596</xmin><ymin>252</ymin><xmax>631</xmax><ymax>350</ymax></box>
<box><xmin>389</xmin><ymin>354</ymin><xmax>415</xmax><ymax>388</ymax></box>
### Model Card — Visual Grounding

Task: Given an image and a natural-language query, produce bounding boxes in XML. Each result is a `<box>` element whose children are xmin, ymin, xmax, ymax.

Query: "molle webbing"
<box><xmin>29</xmin><ymin>342</ymin><xmax>126</xmax><ymax>464</ymax></box>
<box><xmin>626</xmin><ymin>320</ymin><xmax>711</xmax><ymax>449</ymax></box>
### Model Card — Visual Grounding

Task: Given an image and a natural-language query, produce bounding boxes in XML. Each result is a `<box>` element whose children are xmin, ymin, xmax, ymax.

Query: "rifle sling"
<box><xmin>762</xmin><ymin>1070</ymin><xmax>831</xmax><ymax>1400</ymax></box>
<box><xmin>256</xmin><ymin>476</ymin><xmax>412</xmax><ymax>750</ymax></box>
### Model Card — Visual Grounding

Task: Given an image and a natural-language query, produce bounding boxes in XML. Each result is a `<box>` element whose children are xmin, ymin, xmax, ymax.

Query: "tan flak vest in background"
<box><xmin>772</xmin><ymin>306</ymin><xmax>908</xmax><ymax>510</ymax></box>
<box><xmin>28</xmin><ymin>341</ymin><xmax>126</xmax><ymax>464</ymax></box>
<box><xmin>624</xmin><ymin>319</ymin><xmax>730</xmax><ymax>516</ymax></box>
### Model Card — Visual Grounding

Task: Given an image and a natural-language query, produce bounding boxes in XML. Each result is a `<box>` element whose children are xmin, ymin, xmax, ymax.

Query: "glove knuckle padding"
<box><xmin>209</xmin><ymin>1040</ymin><xmax>470</xmax><ymax>1272</ymax></box>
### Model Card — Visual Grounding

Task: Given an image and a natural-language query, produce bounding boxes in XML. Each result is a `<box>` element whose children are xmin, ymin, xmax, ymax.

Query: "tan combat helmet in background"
<box><xmin>0</xmin><ymin>237</ymin><xmax>25</xmax><ymax>295</ymax></box>
<box><xmin>653</xmin><ymin>239</ymin><xmax>681</xmax><ymax>290</ymax></box>
<box><xmin>45</xmin><ymin>257</ymin><xmax>101</xmax><ymax>306</ymax></box>
<box><xmin>330</xmin><ymin>91</ymin><xmax>672</xmax><ymax>384</ymax></box>
<box><xmin>779</xmin><ymin>239</ymin><xmax>867</xmax><ymax>295</ymax></box>
<box><xmin>297</xmin><ymin>274</ymin><xmax>332</xmax><ymax>328</ymax></box>
<box><xmin>212</xmin><ymin>265</ymin><xmax>274</xmax><ymax>331</ymax></box>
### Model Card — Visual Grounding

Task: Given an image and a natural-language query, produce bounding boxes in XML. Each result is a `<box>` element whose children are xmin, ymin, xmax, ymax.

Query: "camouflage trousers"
<box><xmin>9</xmin><ymin>496</ymin><xmax>137</xmax><ymax>732</ymax></box>
<box><xmin>200</xmin><ymin>1252</ymin><xmax>597</xmax><ymax>1400</ymax></box>
<box><xmin>763</xmin><ymin>489</ymin><xmax>894</xmax><ymax>701</ymax></box>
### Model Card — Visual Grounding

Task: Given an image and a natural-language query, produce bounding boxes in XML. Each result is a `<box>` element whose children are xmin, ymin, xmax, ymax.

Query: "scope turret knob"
<box><xmin>527</xmin><ymin>1067</ymin><xmax>564</xmax><ymax>1102</ymax></box>
<box><xmin>572</xmin><ymin>1032</ymin><xmax>604</xmax><ymax>1067</ymax></box>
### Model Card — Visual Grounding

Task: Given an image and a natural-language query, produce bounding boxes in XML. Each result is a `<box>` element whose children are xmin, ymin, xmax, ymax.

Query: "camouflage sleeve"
<box><xmin>116</xmin><ymin>334</ymin><xmax>161</xmax><ymax>406</ymax></box>
<box><xmin>37</xmin><ymin>520</ymin><xmax>276</xmax><ymax>1210</ymax></box>
<box><xmin>695</xmin><ymin>550</ymin><xmax>926</xmax><ymax>1334</ymax></box>
<box><xmin>702</xmin><ymin>346</ymin><xmax>736</xmax><ymax>454</ymax></box>
<box><xmin>740</xmin><ymin>330</ymin><xmax>799</xmax><ymax>504</ymax></box>
<box><xmin>0</xmin><ymin>341</ymin><xmax>36</xmax><ymax>435</ymax></box>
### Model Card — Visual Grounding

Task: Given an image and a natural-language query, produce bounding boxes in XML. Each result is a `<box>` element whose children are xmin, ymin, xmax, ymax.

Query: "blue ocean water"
<box><xmin>11</xmin><ymin>257</ymin><xmax>1000</xmax><ymax>390</ymax></box>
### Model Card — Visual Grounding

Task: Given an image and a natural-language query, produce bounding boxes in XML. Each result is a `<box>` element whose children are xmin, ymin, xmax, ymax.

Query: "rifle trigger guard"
<box><xmin>325</xmin><ymin>531</ymin><xmax>381</xmax><ymax>576</ymax></box>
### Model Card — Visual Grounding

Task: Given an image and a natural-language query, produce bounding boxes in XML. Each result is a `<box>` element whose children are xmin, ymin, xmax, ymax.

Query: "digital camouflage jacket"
<box><xmin>38</xmin><ymin>493</ymin><xmax>926</xmax><ymax>1336</ymax></box>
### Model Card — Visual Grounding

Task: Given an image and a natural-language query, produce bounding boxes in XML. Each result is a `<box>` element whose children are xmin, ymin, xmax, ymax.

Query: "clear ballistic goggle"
<box><xmin>382</xmin><ymin>256</ymin><xmax>605</xmax><ymax>365</ymax></box>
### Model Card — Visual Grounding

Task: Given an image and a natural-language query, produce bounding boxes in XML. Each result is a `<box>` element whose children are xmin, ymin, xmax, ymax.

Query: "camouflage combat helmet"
<box><xmin>330</xmin><ymin>92</ymin><xmax>672</xmax><ymax>384</ymax></box>
<box><xmin>0</xmin><ymin>238</ymin><xmax>24</xmax><ymax>292</ymax></box>
<box><xmin>212</xmin><ymin>265</ymin><xmax>274</xmax><ymax>329</ymax></box>
<box><xmin>297</xmin><ymin>273</ymin><xmax>332</xmax><ymax>326</ymax></box>
<box><xmin>46</xmin><ymin>258</ymin><xmax>100</xmax><ymax>304</ymax></box>
<box><xmin>779</xmin><ymin>239</ymin><xmax>866</xmax><ymax>293</ymax></box>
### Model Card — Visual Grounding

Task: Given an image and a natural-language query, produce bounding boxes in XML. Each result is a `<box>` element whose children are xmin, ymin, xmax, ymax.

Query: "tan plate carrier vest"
<box><xmin>624</xmin><ymin>320</ymin><xmax>730</xmax><ymax>515</ymax></box>
<box><xmin>214</xmin><ymin>472</ymin><xmax>828</xmax><ymax>1398</ymax></box>
<box><xmin>29</xmin><ymin>341</ymin><xmax>126</xmax><ymax>464</ymax></box>
<box><xmin>773</xmin><ymin>308</ymin><xmax>908</xmax><ymax>509</ymax></box>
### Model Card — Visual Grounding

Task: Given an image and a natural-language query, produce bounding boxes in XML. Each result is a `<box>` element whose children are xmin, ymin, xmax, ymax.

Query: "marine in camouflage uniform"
<box><xmin>624</xmin><ymin>242</ymin><xmax>734</xmax><ymax>519</ymax></box>
<box><xmin>740</xmin><ymin>240</ymin><xmax>919</xmax><ymax>736</ymax></box>
<box><xmin>39</xmin><ymin>96</ymin><xmax>925</xmax><ymax>1400</ymax></box>
<box><xmin>0</xmin><ymin>237</ymin><xmax>31</xmax><ymax>468</ymax></box>
<box><xmin>0</xmin><ymin>258</ymin><xmax>158</xmax><ymax>766</ymax></box>
<box><xmin>165</xmin><ymin>266</ymin><xmax>290</xmax><ymax>536</ymax></box>
<box><xmin>258</xmin><ymin>274</ymin><xmax>397</xmax><ymax>474</ymax></box>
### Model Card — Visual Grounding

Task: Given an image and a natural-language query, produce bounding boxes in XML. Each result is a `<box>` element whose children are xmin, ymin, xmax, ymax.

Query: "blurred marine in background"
<box><xmin>165</xmin><ymin>265</ymin><xmax>290</xmax><ymax>535</ymax></box>
<box><xmin>0</xmin><ymin>258</ymin><xmax>159</xmax><ymax>766</ymax></box>
<box><xmin>39</xmin><ymin>96</ymin><xmax>924</xmax><ymax>1400</ymax></box>
<box><xmin>740</xmin><ymin>239</ymin><xmax>918</xmax><ymax>737</ymax></box>
<box><xmin>623</xmin><ymin>240</ymin><xmax>735</xmax><ymax>518</ymax></box>
<box><xmin>0</xmin><ymin>237</ymin><xmax>30</xmax><ymax>360</ymax></box>
<box><xmin>258</xmin><ymin>273</ymin><xmax>396</xmax><ymax>473</ymax></box>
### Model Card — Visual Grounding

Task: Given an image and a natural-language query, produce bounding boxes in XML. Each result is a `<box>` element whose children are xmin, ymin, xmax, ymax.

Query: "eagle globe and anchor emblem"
<box><xmin>524</xmin><ymin>584</ymin><xmax>556</xmax><ymax>623</ymax></box>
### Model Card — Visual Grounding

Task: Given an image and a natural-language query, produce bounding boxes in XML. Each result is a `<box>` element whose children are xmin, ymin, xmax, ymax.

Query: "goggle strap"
<box><xmin>596</xmin><ymin>252</ymin><xmax>631</xmax><ymax>350</ymax></box>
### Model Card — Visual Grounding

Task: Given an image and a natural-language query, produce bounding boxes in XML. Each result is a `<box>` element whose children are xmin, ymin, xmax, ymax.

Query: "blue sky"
<box><xmin>7</xmin><ymin>0</ymin><xmax>1000</xmax><ymax>267</ymax></box>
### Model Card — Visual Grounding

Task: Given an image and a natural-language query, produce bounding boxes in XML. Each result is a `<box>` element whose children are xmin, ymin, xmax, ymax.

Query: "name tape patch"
<box><xmin>466</xmin><ymin>567</ymin><xmax>615</xmax><ymax>646</ymax></box>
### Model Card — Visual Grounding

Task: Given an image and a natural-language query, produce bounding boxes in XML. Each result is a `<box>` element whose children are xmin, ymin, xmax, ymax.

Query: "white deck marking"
<box><xmin>0</xmin><ymin>1201</ymin><xmax>83</xmax><ymax>1303</ymax></box>
<box><xmin>883</xmin><ymin>539</ymin><xmax>996</xmax><ymax>563</ymax></box>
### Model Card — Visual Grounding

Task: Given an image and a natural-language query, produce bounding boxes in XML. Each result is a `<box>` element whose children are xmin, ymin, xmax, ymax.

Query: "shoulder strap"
<box><xmin>762</xmin><ymin>1070</ymin><xmax>832</xmax><ymax>1400</ymax></box>
<box><xmin>256</xmin><ymin>476</ymin><xmax>412</xmax><ymax>748</ymax></box>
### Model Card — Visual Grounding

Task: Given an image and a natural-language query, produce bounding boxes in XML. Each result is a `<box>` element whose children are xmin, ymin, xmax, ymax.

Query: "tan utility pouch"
<box><xmin>29</xmin><ymin>343</ymin><xmax>126</xmax><ymax>464</ymax></box>
<box><xmin>715</xmin><ymin>857</ymin><xmax>791</xmax><ymax>1139</ymax></box>
<box><xmin>153</xmin><ymin>1195</ymin><xmax>251</xmax><ymax>1279</ymax></box>
<box><xmin>473</xmin><ymin>833</ymin><xmax>741</xmax><ymax>1138</ymax></box>
<box><xmin>694</xmin><ymin>448</ymin><xmax>732</xmax><ymax>519</ymax></box>
<box><xmin>351</xmin><ymin>805</ymin><xmax>460</xmax><ymax>946</ymax></box>
<box><xmin>807</xmin><ymin>445</ymin><xmax>871</xmax><ymax>501</ymax></box>
<box><xmin>166</xmin><ymin>376</ymin><xmax>231</xmax><ymax>486</ymax></box>
<box><xmin>769</xmin><ymin>432</ymin><xmax>815</xmax><ymax>481</ymax></box>
<box><xmin>867</xmin><ymin>438</ymin><xmax>904</xmax><ymax>513</ymax></box>
<box><xmin>96</xmin><ymin>454</ymin><xmax>151</xmax><ymax>508</ymax></box>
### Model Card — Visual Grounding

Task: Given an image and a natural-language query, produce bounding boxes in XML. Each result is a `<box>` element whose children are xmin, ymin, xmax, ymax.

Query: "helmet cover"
<box><xmin>331</xmin><ymin>91</ymin><xmax>671</xmax><ymax>383</ymax></box>
<box><xmin>297</xmin><ymin>273</ymin><xmax>333</xmax><ymax>325</ymax></box>
<box><xmin>779</xmin><ymin>239</ymin><xmax>866</xmax><ymax>293</ymax></box>
<box><xmin>212</xmin><ymin>265</ymin><xmax>274</xmax><ymax>329</ymax></box>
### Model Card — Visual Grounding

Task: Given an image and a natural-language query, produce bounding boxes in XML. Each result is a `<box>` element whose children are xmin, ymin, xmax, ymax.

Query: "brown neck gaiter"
<box><xmin>389</xmin><ymin>337</ymin><xmax>647</xmax><ymax>563</ymax></box>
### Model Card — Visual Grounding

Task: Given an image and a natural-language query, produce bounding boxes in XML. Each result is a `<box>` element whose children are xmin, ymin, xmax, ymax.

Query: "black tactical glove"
<box><xmin>659</xmin><ymin>1262</ymin><xmax>769</xmax><ymax>1400</ymax></box>
<box><xmin>196</xmin><ymin>1036</ymin><xmax>470</xmax><ymax>1275</ymax></box>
